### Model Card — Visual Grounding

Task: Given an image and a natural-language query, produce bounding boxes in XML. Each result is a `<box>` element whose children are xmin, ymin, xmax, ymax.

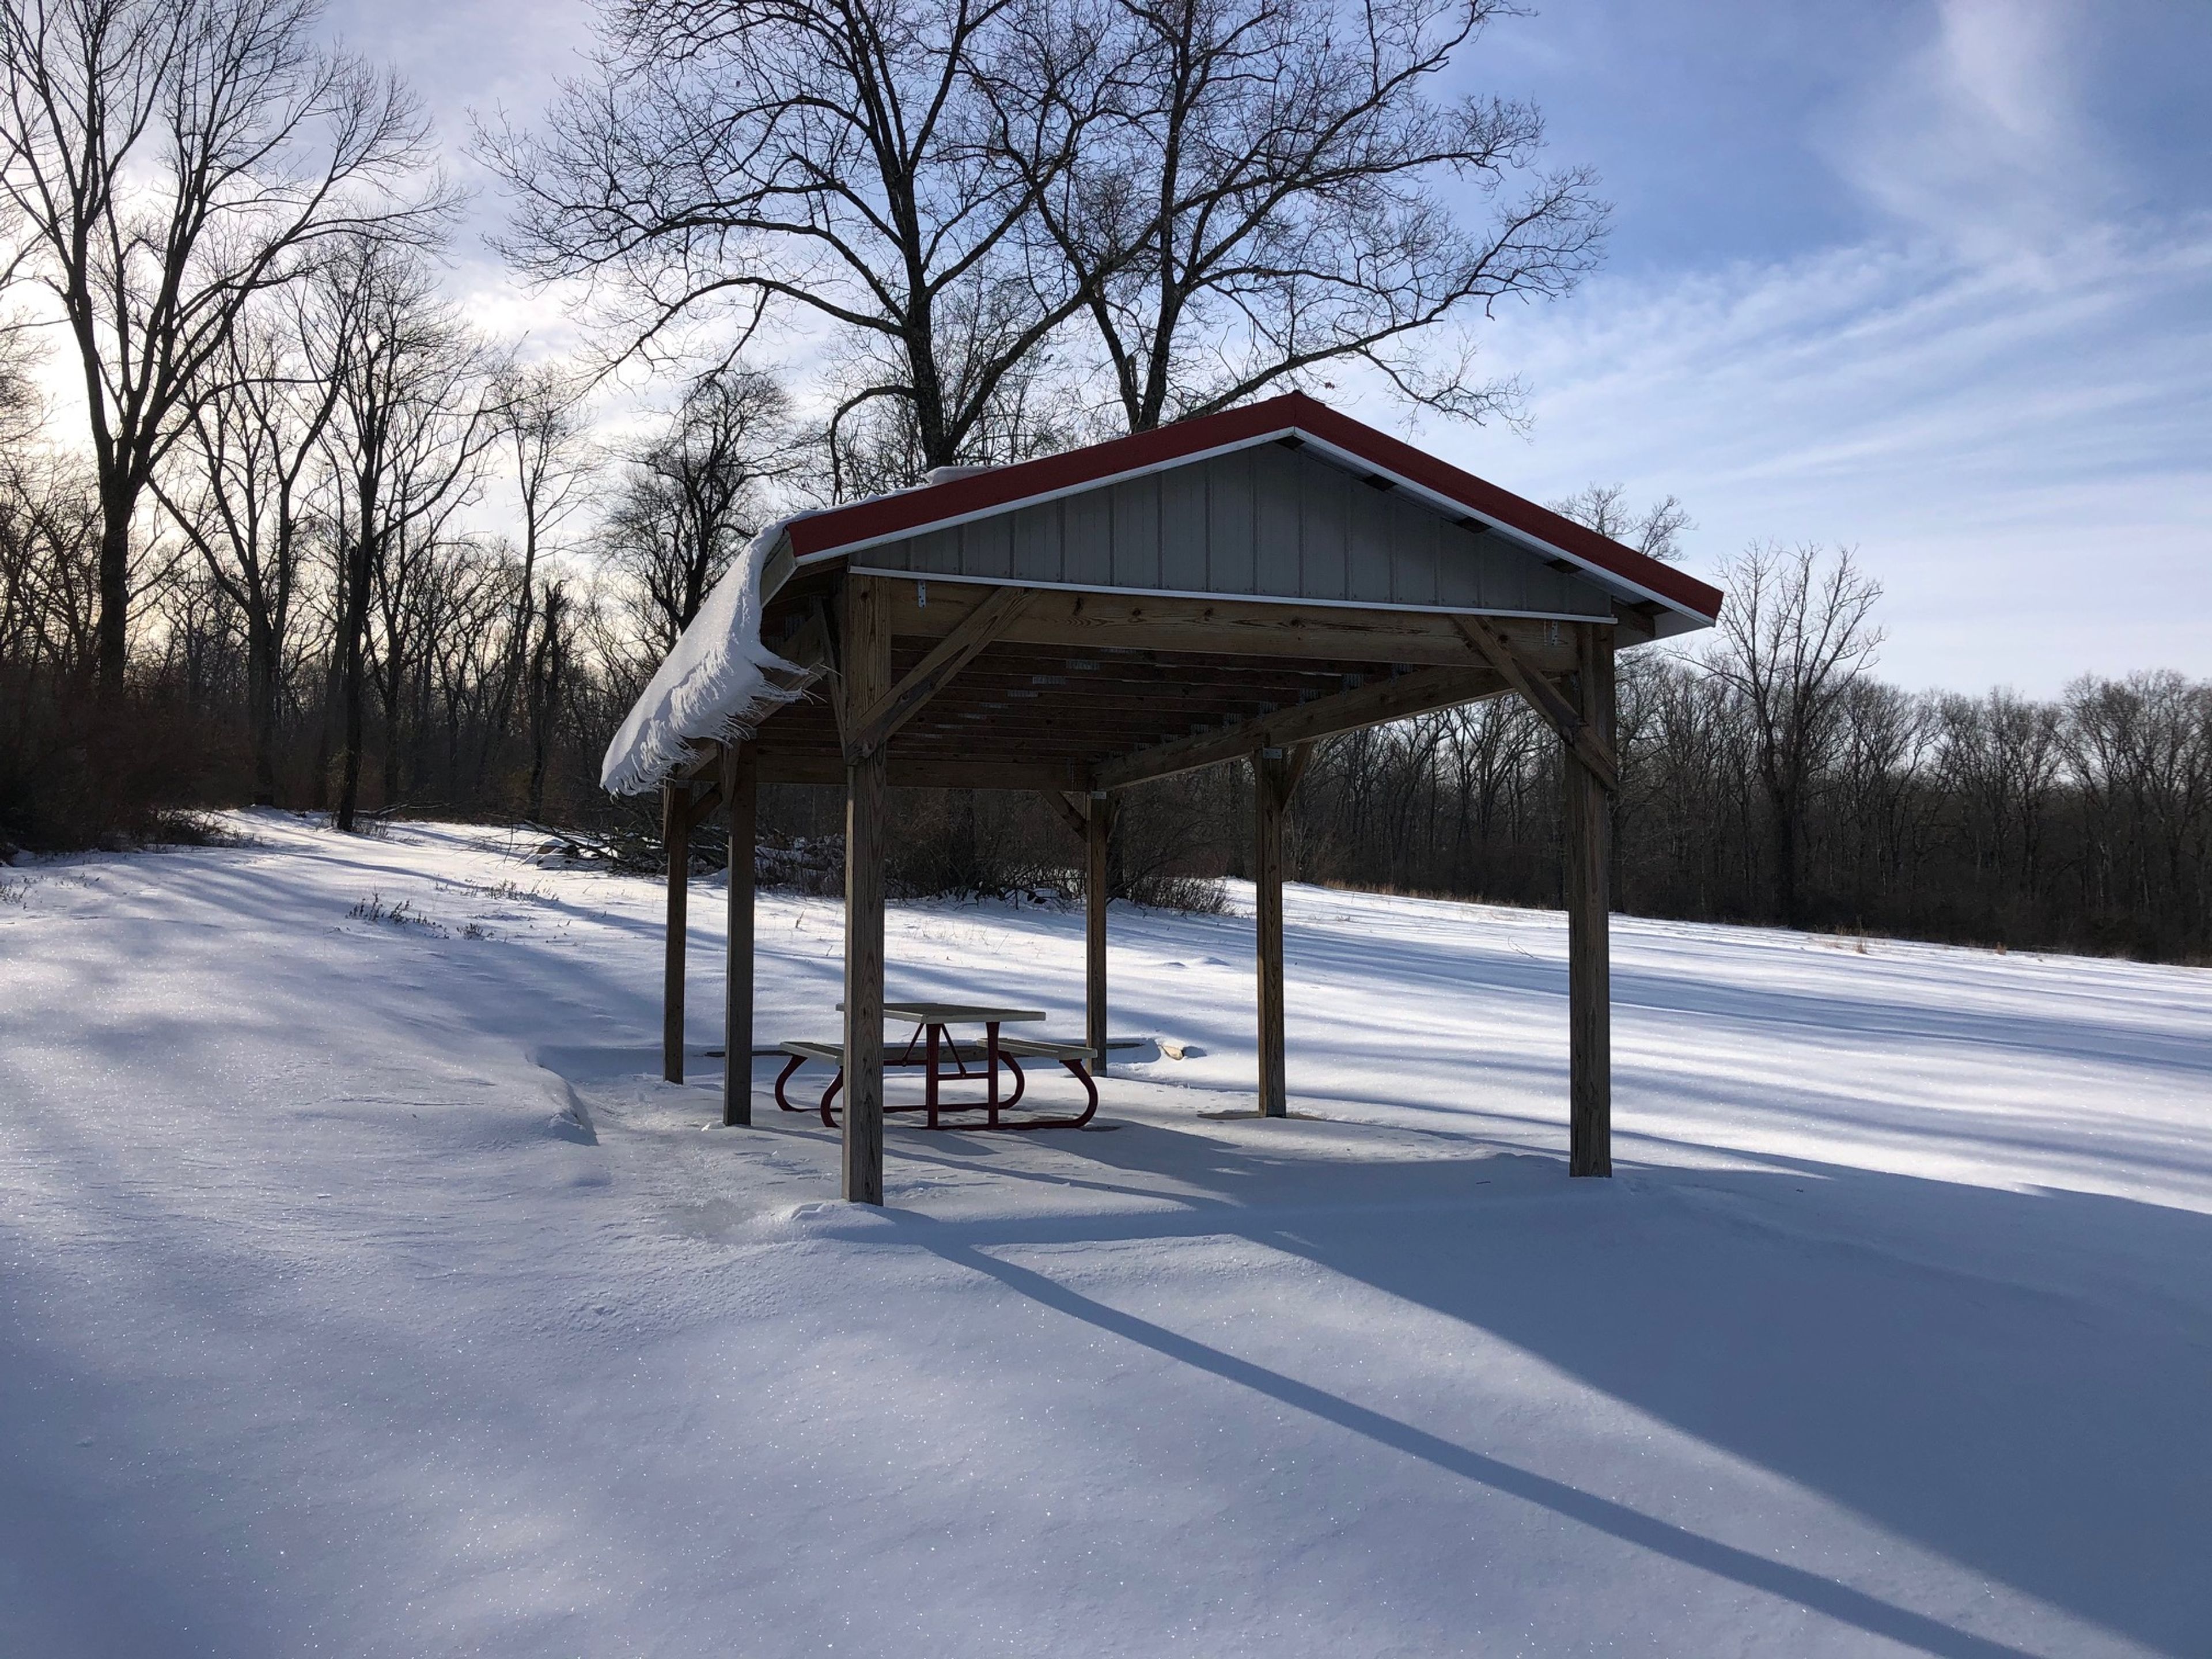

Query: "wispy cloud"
<box><xmin>1425</xmin><ymin>0</ymin><xmax>2212</xmax><ymax>693</ymax></box>
<box><xmin>1822</xmin><ymin>0</ymin><xmax>2118</xmax><ymax>253</ymax></box>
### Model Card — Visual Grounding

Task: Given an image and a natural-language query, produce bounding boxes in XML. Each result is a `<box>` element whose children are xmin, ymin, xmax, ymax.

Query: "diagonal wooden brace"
<box><xmin>1453</xmin><ymin>616</ymin><xmax>1619</xmax><ymax>793</ymax></box>
<box><xmin>1038</xmin><ymin>789</ymin><xmax>1090</xmax><ymax>838</ymax></box>
<box><xmin>845</xmin><ymin>585</ymin><xmax>1033</xmax><ymax>762</ymax></box>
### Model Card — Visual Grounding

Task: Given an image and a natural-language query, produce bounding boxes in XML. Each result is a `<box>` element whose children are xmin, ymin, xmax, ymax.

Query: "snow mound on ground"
<box><xmin>542</xmin><ymin>1072</ymin><xmax>599</xmax><ymax>1145</ymax></box>
<box><xmin>600</xmin><ymin>521</ymin><xmax>808</xmax><ymax>796</ymax></box>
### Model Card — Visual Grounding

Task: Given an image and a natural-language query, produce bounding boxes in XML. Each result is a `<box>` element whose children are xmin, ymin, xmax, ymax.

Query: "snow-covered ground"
<box><xmin>2</xmin><ymin>813</ymin><xmax>2207</xmax><ymax>1657</ymax></box>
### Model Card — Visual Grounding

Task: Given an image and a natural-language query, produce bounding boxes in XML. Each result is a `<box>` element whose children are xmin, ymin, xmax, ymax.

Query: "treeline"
<box><xmin>1283</xmin><ymin>542</ymin><xmax>2212</xmax><ymax>961</ymax></box>
<box><xmin>1291</xmin><ymin>658</ymin><xmax>2212</xmax><ymax>963</ymax></box>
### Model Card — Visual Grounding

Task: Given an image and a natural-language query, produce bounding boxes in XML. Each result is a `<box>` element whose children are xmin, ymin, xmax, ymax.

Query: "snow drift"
<box><xmin>599</xmin><ymin>520</ymin><xmax>806</xmax><ymax>796</ymax></box>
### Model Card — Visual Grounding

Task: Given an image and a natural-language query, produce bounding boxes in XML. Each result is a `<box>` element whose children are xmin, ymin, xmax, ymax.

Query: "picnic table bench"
<box><xmin>772</xmin><ymin>1002</ymin><xmax>1099</xmax><ymax>1130</ymax></box>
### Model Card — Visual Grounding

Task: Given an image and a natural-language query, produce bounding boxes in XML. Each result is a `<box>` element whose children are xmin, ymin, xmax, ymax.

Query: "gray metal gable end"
<box><xmin>847</xmin><ymin>441</ymin><xmax>1619</xmax><ymax>621</ymax></box>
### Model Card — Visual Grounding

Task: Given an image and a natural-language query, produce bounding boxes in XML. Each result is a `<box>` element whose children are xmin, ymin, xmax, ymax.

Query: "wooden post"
<box><xmin>1085</xmin><ymin>791</ymin><xmax>1113</xmax><ymax>1075</ymax></box>
<box><xmin>1254</xmin><ymin>748</ymin><xmax>1290</xmax><ymax>1118</ymax></box>
<box><xmin>662</xmin><ymin>782</ymin><xmax>688</xmax><ymax>1085</ymax></box>
<box><xmin>842</xmin><ymin>575</ymin><xmax>892</xmax><ymax>1204</ymax></box>
<box><xmin>722</xmin><ymin>740</ymin><xmax>757</xmax><ymax>1128</ymax></box>
<box><xmin>1565</xmin><ymin>624</ymin><xmax>1615</xmax><ymax>1176</ymax></box>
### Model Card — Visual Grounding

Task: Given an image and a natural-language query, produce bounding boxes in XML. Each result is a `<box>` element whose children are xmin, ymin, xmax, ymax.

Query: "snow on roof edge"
<box><xmin>599</xmin><ymin>518</ymin><xmax>809</xmax><ymax>797</ymax></box>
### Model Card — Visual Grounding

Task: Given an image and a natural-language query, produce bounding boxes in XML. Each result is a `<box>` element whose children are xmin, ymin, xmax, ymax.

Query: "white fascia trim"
<box><xmin>843</xmin><ymin>566</ymin><xmax>1615</xmax><ymax>626</ymax></box>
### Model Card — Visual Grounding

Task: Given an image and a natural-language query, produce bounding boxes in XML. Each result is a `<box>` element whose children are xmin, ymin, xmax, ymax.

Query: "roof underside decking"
<box><xmin>743</xmin><ymin>567</ymin><xmax>1580</xmax><ymax>791</ymax></box>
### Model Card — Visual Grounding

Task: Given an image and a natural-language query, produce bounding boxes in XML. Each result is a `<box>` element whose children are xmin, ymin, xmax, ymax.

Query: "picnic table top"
<box><xmin>836</xmin><ymin>1000</ymin><xmax>1048</xmax><ymax>1023</ymax></box>
<box><xmin>885</xmin><ymin>1001</ymin><xmax>1047</xmax><ymax>1024</ymax></box>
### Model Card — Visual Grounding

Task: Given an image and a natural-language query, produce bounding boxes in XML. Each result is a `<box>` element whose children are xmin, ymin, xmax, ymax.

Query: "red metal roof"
<box><xmin>784</xmin><ymin>391</ymin><xmax>1723</xmax><ymax>624</ymax></box>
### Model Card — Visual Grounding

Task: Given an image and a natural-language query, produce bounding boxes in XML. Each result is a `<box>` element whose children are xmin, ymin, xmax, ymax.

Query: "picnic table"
<box><xmin>773</xmin><ymin>1001</ymin><xmax>1099</xmax><ymax>1130</ymax></box>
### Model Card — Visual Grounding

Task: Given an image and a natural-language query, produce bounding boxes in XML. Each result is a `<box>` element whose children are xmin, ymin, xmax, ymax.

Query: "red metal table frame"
<box><xmin>774</xmin><ymin>1001</ymin><xmax>1097</xmax><ymax>1130</ymax></box>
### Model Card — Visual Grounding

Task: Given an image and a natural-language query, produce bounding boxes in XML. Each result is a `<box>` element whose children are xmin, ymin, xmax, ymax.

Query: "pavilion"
<box><xmin>606</xmin><ymin>392</ymin><xmax>1723</xmax><ymax>1203</ymax></box>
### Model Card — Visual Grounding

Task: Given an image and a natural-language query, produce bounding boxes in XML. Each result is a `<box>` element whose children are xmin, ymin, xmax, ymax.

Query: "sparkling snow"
<box><xmin>2</xmin><ymin>813</ymin><xmax>2207</xmax><ymax>1657</ymax></box>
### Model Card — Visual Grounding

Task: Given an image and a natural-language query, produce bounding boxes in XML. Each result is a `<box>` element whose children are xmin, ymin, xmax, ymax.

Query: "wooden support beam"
<box><xmin>772</xmin><ymin>607</ymin><xmax>835</xmax><ymax>677</ymax></box>
<box><xmin>1565</xmin><ymin>623</ymin><xmax>1615</xmax><ymax>1177</ymax></box>
<box><xmin>1086</xmin><ymin>791</ymin><xmax>1117</xmax><ymax>1078</ymax></box>
<box><xmin>755</xmin><ymin>751</ymin><xmax>1093</xmax><ymax>792</ymax></box>
<box><xmin>679</xmin><ymin>777</ymin><xmax>724</xmax><ymax>835</ymax></box>
<box><xmin>817</xmin><ymin>596</ymin><xmax>848</xmax><ymax>751</ymax></box>
<box><xmin>1612</xmin><ymin>603</ymin><xmax>1660</xmax><ymax>646</ymax></box>
<box><xmin>1038</xmin><ymin>789</ymin><xmax>1089</xmax><ymax>838</ymax></box>
<box><xmin>1284</xmin><ymin>739</ymin><xmax>1316</xmax><ymax>798</ymax></box>
<box><xmin>842</xmin><ymin>575</ymin><xmax>892</xmax><ymax>1205</ymax></box>
<box><xmin>1254</xmin><ymin>751</ymin><xmax>1291</xmax><ymax>1118</ymax></box>
<box><xmin>880</xmin><ymin>580</ymin><xmax>1589</xmax><ymax>671</ymax></box>
<box><xmin>662</xmin><ymin>783</ymin><xmax>688</xmax><ymax>1085</ymax></box>
<box><xmin>722</xmin><ymin>741</ymin><xmax>757</xmax><ymax>1128</ymax></box>
<box><xmin>1453</xmin><ymin>615</ymin><xmax>1619</xmax><ymax>794</ymax></box>
<box><xmin>1093</xmin><ymin>664</ymin><xmax>1503</xmax><ymax>790</ymax></box>
<box><xmin>846</xmin><ymin>584</ymin><xmax>1032</xmax><ymax>760</ymax></box>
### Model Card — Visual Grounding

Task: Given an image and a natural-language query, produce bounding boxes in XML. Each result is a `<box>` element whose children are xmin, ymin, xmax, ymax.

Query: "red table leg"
<box><xmin>926</xmin><ymin>1022</ymin><xmax>941</xmax><ymax>1130</ymax></box>
<box><xmin>772</xmin><ymin>1053</ymin><xmax>808</xmax><ymax>1113</ymax></box>
<box><xmin>986</xmin><ymin>1021</ymin><xmax>1001</xmax><ymax>1129</ymax></box>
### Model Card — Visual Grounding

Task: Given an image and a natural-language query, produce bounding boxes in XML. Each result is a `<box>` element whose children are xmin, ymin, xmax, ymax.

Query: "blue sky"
<box><xmin>342</xmin><ymin>0</ymin><xmax>2212</xmax><ymax>692</ymax></box>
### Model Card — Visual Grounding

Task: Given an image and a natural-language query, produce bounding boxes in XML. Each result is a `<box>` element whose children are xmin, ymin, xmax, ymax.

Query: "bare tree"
<box><xmin>1831</xmin><ymin>677</ymin><xmax>1933</xmax><ymax>911</ymax></box>
<box><xmin>600</xmin><ymin>368</ymin><xmax>795</xmax><ymax>653</ymax></box>
<box><xmin>0</xmin><ymin>452</ymin><xmax>102</xmax><ymax>679</ymax></box>
<box><xmin>317</xmin><ymin>239</ymin><xmax>498</xmax><ymax>830</ymax></box>
<box><xmin>416</xmin><ymin>537</ymin><xmax>506</xmax><ymax>791</ymax></box>
<box><xmin>483</xmin><ymin>360</ymin><xmax>593</xmax><ymax>775</ymax></box>
<box><xmin>153</xmin><ymin>291</ymin><xmax>344</xmax><ymax>801</ymax></box>
<box><xmin>0</xmin><ymin>0</ymin><xmax>450</xmax><ymax>693</ymax></box>
<box><xmin>1548</xmin><ymin>483</ymin><xmax>1690</xmax><ymax>562</ymax></box>
<box><xmin>368</xmin><ymin>480</ymin><xmax>487</xmax><ymax>808</ymax></box>
<box><xmin>524</xmin><ymin>578</ymin><xmax>569</xmax><ymax>819</ymax></box>
<box><xmin>1937</xmin><ymin>688</ymin><xmax>2059</xmax><ymax>899</ymax></box>
<box><xmin>1703</xmin><ymin>541</ymin><xmax>1884</xmax><ymax>927</ymax></box>
<box><xmin>2061</xmin><ymin>672</ymin><xmax>2212</xmax><ymax>944</ymax></box>
<box><xmin>991</xmin><ymin>0</ymin><xmax>1605</xmax><ymax>430</ymax></box>
<box><xmin>485</xmin><ymin>0</ymin><xmax>1094</xmax><ymax>477</ymax></box>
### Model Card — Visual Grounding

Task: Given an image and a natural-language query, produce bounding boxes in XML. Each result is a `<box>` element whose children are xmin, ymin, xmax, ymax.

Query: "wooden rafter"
<box><xmin>1094</xmin><ymin>664</ymin><xmax>1503</xmax><ymax>790</ymax></box>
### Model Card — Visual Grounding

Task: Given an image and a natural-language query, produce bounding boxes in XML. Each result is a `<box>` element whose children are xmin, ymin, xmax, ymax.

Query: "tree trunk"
<box><xmin>94</xmin><ymin>499</ymin><xmax>132</xmax><ymax>695</ymax></box>
<box><xmin>336</xmin><ymin>531</ymin><xmax>374</xmax><ymax>832</ymax></box>
<box><xmin>245</xmin><ymin>608</ymin><xmax>278</xmax><ymax>806</ymax></box>
<box><xmin>1771</xmin><ymin>782</ymin><xmax>1801</xmax><ymax>929</ymax></box>
<box><xmin>525</xmin><ymin>583</ymin><xmax>562</xmax><ymax>820</ymax></box>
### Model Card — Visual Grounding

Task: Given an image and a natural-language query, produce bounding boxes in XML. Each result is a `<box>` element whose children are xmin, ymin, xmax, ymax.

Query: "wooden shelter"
<box><xmin>638</xmin><ymin>393</ymin><xmax>1722</xmax><ymax>1203</ymax></box>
